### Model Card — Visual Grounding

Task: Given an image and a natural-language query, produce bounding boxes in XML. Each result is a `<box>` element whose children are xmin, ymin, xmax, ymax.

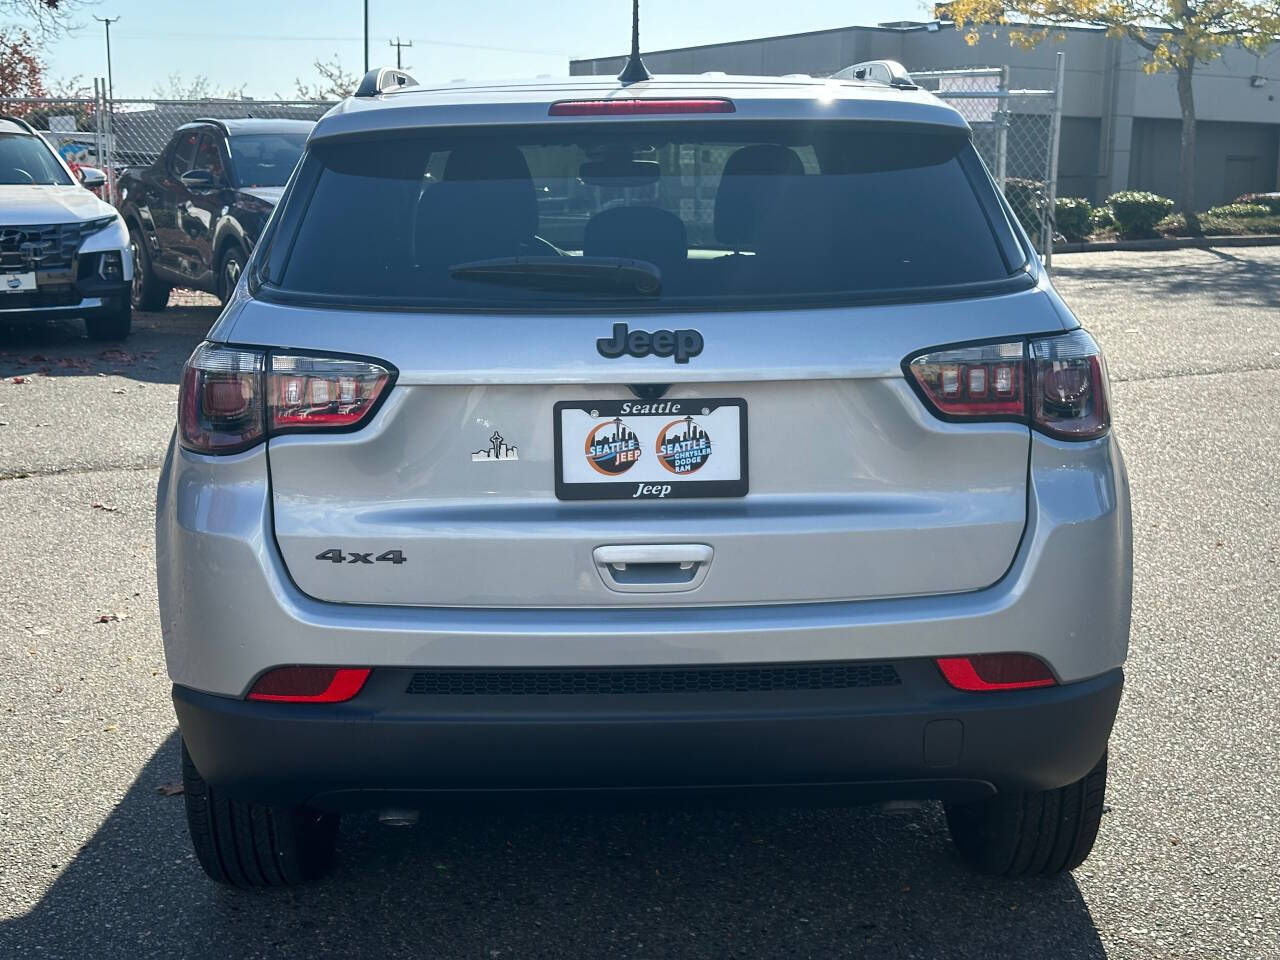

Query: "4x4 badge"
<box><xmin>472</xmin><ymin>431</ymin><xmax>519</xmax><ymax>462</ymax></box>
<box><xmin>597</xmin><ymin>322</ymin><xmax>703</xmax><ymax>364</ymax></box>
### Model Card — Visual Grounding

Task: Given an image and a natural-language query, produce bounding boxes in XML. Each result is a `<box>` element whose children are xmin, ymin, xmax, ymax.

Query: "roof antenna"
<box><xmin>617</xmin><ymin>0</ymin><xmax>652</xmax><ymax>85</ymax></box>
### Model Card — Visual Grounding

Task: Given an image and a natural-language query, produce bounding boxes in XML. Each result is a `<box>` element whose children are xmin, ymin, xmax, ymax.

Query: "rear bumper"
<box><xmin>174</xmin><ymin>663</ymin><xmax>1123</xmax><ymax>810</ymax></box>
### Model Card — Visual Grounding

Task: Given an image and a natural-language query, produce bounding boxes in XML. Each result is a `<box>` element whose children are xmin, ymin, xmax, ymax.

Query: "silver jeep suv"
<box><xmin>157</xmin><ymin>64</ymin><xmax>1130</xmax><ymax>887</ymax></box>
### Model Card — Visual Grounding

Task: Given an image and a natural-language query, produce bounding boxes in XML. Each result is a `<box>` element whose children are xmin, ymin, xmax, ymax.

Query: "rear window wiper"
<box><xmin>448</xmin><ymin>256</ymin><xmax>661</xmax><ymax>296</ymax></box>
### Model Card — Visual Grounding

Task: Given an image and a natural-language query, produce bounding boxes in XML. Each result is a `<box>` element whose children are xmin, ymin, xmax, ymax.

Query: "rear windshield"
<box><xmin>264</xmin><ymin>121</ymin><xmax>1026</xmax><ymax>310</ymax></box>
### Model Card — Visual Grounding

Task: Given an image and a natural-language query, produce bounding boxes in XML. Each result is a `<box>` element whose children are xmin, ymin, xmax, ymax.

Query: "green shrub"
<box><xmin>1003</xmin><ymin>177</ymin><xmax>1044</xmax><ymax>243</ymax></box>
<box><xmin>1106</xmin><ymin>191</ymin><xmax>1175</xmax><ymax>237</ymax></box>
<box><xmin>1090</xmin><ymin>205</ymin><xmax>1115</xmax><ymax>231</ymax></box>
<box><xmin>1205</xmin><ymin>203</ymin><xmax>1269</xmax><ymax>219</ymax></box>
<box><xmin>1233</xmin><ymin>193</ymin><xmax>1280</xmax><ymax>214</ymax></box>
<box><xmin>1054</xmin><ymin>197</ymin><xmax>1093</xmax><ymax>241</ymax></box>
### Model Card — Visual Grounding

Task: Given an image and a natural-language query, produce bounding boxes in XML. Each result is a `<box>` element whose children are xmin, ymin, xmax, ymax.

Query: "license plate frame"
<box><xmin>554</xmin><ymin>397</ymin><xmax>748</xmax><ymax>501</ymax></box>
<box><xmin>1</xmin><ymin>272</ymin><xmax>37</xmax><ymax>294</ymax></box>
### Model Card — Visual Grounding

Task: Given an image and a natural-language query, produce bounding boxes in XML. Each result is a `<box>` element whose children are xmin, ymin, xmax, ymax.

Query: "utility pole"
<box><xmin>389</xmin><ymin>37</ymin><xmax>413</xmax><ymax>69</ymax></box>
<box><xmin>94</xmin><ymin>15</ymin><xmax>120</xmax><ymax>102</ymax></box>
<box><xmin>363</xmin><ymin>0</ymin><xmax>369</xmax><ymax>73</ymax></box>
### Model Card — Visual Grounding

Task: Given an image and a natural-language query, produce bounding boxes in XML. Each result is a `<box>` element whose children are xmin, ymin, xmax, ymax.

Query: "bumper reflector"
<box><xmin>247</xmin><ymin>666</ymin><xmax>371</xmax><ymax>703</ymax></box>
<box><xmin>936</xmin><ymin>654</ymin><xmax>1056</xmax><ymax>692</ymax></box>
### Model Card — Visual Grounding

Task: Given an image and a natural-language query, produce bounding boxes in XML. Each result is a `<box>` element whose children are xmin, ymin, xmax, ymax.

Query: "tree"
<box><xmin>287</xmin><ymin>55</ymin><xmax>358</xmax><ymax>100</ymax></box>
<box><xmin>0</xmin><ymin>27</ymin><xmax>45</xmax><ymax>98</ymax></box>
<box><xmin>153</xmin><ymin>73</ymin><xmax>248</xmax><ymax>100</ymax></box>
<box><xmin>943</xmin><ymin>0</ymin><xmax>1280</xmax><ymax>227</ymax></box>
<box><xmin>1</xmin><ymin>0</ymin><xmax>87</xmax><ymax>38</ymax></box>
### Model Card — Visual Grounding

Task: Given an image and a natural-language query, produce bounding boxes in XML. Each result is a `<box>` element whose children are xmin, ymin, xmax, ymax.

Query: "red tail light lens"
<box><xmin>269</xmin><ymin>354</ymin><xmax>392</xmax><ymax>432</ymax></box>
<box><xmin>936</xmin><ymin>654</ymin><xmax>1056</xmax><ymax>691</ymax></box>
<box><xmin>178</xmin><ymin>343</ymin><xmax>395</xmax><ymax>455</ymax></box>
<box><xmin>179</xmin><ymin>343</ymin><xmax>266</xmax><ymax>454</ymax></box>
<box><xmin>905</xmin><ymin>330</ymin><xmax>1111</xmax><ymax>440</ymax></box>
<box><xmin>906</xmin><ymin>340</ymin><xmax>1026</xmax><ymax>418</ymax></box>
<box><xmin>248</xmin><ymin>666</ymin><xmax>371</xmax><ymax>703</ymax></box>
<box><xmin>549</xmin><ymin>98</ymin><xmax>735</xmax><ymax>116</ymax></box>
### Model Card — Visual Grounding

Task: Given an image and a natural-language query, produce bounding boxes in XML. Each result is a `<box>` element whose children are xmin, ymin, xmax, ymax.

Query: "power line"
<box><xmin>389</xmin><ymin>36</ymin><xmax>413</xmax><ymax>69</ymax></box>
<box><xmin>99</xmin><ymin>29</ymin><xmax>572</xmax><ymax>57</ymax></box>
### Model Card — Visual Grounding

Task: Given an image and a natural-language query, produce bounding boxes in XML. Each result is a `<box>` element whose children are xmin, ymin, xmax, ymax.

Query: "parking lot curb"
<box><xmin>1057</xmin><ymin>234</ymin><xmax>1280</xmax><ymax>254</ymax></box>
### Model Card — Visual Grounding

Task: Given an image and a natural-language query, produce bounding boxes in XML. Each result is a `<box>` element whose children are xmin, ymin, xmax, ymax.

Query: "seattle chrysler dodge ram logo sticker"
<box><xmin>596</xmin><ymin>322</ymin><xmax>703</xmax><ymax>364</ymax></box>
<box><xmin>655</xmin><ymin>415</ymin><xmax>712</xmax><ymax>474</ymax></box>
<box><xmin>585</xmin><ymin>417</ymin><xmax>641</xmax><ymax>475</ymax></box>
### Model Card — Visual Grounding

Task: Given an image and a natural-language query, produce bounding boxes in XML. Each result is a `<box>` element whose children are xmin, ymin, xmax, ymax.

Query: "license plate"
<box><xmin>554</xmin><ymin>398</ymin><xmax>748</xmax><ymax>500</ymax></box>
<box><xmin>1</xmin><ymin>272</ymin><xmax>36</xmax><ymax>294</ymax></box>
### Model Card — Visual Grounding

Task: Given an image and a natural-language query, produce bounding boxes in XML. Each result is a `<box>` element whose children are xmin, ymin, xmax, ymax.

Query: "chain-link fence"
<box><xmin>912</xmin><ymin>53</ymin><xmax>1066</xmax><ymax>266</ymax></box>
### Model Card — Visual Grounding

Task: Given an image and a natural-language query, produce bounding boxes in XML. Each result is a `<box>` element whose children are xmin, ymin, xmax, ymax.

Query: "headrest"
<box><xmin>713</xmin><ymin>144</ymin><xmax>805</xmax><ymax>250</ymax></box>
<box><xmin>416</xmin><ymin>144</ymin><xmax>539</xmax><ymax>267</ymax></box>
<box><xmin>583</xmin><ymin>206</ymin><xmax>688</xmax><ymax>275</ymax></box>
<box><xmin>443</xmin><ymin>144</ymin><xmax>534</xmax><ymax>183</ymax></box>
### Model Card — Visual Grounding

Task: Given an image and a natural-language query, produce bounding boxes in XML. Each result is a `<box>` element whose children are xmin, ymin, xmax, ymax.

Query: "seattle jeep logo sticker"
<box><xmin>655</xmin><ymin>415</ymin><xmax>712</xmax><ymax>474</ymax></box>
<box><xmin>596</xmin><ymin>322</ymin><xmax>703</xmax><ymax>364</ymax></box>
<box><xmin>585</xmin><ymin>417</ymin><xmax>641</xmax><ymax>475</ymax></box>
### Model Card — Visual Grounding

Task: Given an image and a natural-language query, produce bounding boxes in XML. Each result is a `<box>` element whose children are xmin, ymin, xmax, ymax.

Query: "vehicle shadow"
<box><xmin>1053</xmin><ymin>248</ymin><xmax>1280</xmax><ymax>309</ymax></box>
<box><xmin>0</xmin><ymin>731</ymin><xmax>1108</xmax><ymax>960</ymax></box>
<box><xmin>0</xmin><ymin>305</ymin><xmax>219</xmax><ymax>387</ymax></box>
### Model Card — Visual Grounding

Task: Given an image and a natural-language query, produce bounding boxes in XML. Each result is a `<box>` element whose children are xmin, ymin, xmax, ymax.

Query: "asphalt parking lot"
<box><xmin>1</xmin><ymin>247</ymin><xmax>1277</xmax><ymax>960</ymax></box>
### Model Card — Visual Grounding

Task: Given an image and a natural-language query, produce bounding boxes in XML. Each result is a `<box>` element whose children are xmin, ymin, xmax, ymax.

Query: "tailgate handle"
<box><xmin>592</xmin><ymin>544</ymin><xmax>713</xmax><ymax>593</ymax></box>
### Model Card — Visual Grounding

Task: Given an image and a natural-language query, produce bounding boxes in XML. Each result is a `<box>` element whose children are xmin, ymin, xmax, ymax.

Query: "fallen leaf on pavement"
<box><xmin>95</xmin><ymin>614</ymin><xmax>120</xmax><ymax>624</ymax></box>
<box><xmin>92</xmin><ymin>502</ymin><xmax>119</xmax><ymax>512</ymax></box>
<box><xmin>156</xmin><ymin>782</ymin><xmax>184</xmax><ymax>797</ymax></box>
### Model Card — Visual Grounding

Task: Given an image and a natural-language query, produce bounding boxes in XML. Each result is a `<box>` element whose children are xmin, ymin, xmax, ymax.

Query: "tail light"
<box><xmin>248</xmin><ymin>666</ymin><xmax>371</xmax><ymax>703</ymax></box>
<box><xmin>269</xmin><ymin>354</ymin><xmax>391</xmax><ymax>432</ymax></box>
<box><xmin>179</xmin><ymin>344</ymin><xmax>265</xmax><ymax>454</ymax></box>
<box><xmin>178</xmin><ymin>342</ymin><xmax>394</xmax><ymax>455</ymax></box>
<box><xmin>905</xmin><ymin>329</ymin><xmax>1111</xmax><ymax>440</ymax></box>
<box><xmin>936</xmin><ymin>654</ymin><xmax>1057</xmax><ymax>691</ymax></box>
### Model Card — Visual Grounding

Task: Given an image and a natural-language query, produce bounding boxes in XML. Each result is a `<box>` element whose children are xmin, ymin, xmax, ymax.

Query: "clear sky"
<box><xmin>38</xmin><ymin>0</ymin><xmax>923</xmax><ymax>99</ymax></box>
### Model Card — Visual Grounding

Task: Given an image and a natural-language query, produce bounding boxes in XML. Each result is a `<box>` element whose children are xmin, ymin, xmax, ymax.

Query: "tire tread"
<box><xmin>180</xmin><ymin>740</ymin><xmax>337</xmax><ymax>887</ymax></box>
<box><xmin>945</xmin><ymin>752</ymin><xmax>1108</xmax><ymax>877</ymax></box>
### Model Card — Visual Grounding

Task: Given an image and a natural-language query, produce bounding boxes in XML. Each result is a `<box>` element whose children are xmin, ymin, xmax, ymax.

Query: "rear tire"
<box><xmin>944</xmin><ymin>752</ymin><xmax>1107</xmax><ymax>877</ymax></box>
<box><xmin>181</xmin><ymin>739</ymin><xmax>339</xmax><ymax>887</ymax></box>
<box><xmin>128</xmin><ymin>224</ymin><xmax>171</xmax><ymax>311</ymax></box>
<box><xmin>84</xmin><ymin>302</ymin><xmax>132</xmax><ymax>341</ymax></box>
<box><xmin>216</xmin><ymin>243</ymin><xmax>246</xmax><ymax>305</ymax></box>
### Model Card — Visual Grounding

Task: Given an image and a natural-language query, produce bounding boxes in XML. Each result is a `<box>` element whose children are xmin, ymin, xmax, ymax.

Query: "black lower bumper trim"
<box><xmin>174</xmin><ymin>661</ymin><xmax>1123</xmax><ymax>811</ymax></box>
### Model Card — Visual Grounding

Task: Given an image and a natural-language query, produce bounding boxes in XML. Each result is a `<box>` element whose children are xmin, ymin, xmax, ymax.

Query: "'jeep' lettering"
<box><xmin>597</xmin><ymin>323</ymin><xmax>703</xmax><ymax>364</ymax></box>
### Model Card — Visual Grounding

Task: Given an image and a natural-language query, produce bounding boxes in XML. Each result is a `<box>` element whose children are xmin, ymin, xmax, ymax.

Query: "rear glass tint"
<box><xmin>270</xmin><ymin>122</ymin><xmax>1024</xmax><ymax>309</ymax></box>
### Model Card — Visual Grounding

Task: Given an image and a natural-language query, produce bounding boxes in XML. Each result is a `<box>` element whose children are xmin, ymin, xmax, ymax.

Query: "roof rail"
<box><xmin>831</xmin><ymin>60</ymin><xmax>918</xmax><ymax>90</ymax></box>
<box><xmin>354</xmin><ymin>67</ymin><xmax>418</xmax><ymax>98</ymax></box>
<box><xmin>188</xmin><ymin>117</ymin><xmax>231</xmax><ymax>132</ymax></box>
<box><xmin>0</xmin><ymin>113</ymin><xmax>36</xmax><ymax>133</ymax></box>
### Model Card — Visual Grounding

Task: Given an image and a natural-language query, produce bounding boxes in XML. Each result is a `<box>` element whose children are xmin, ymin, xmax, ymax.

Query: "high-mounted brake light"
<box><xmin>178</xmin><ymin>343</ymin><xmax>395</xmax><ymax>455</ymax></box>
<box><xmin>936</xmin><ymin>654</ymin><xmax>1056</xmax><ymax>692</ymax></box>
<box><xmin>248</xmin><ymin>666</ymin><xmax>371</xmax><ymax>703</ymax></box>
<box><xmin>548</xmin><ymin>98</ymin><xmax>735</xmax><ymax>116</ymax></box>
<box><xmin>905</xmin><ymin>329</ymin><xmax>1111</xmax><ymax>440</ymax></box>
